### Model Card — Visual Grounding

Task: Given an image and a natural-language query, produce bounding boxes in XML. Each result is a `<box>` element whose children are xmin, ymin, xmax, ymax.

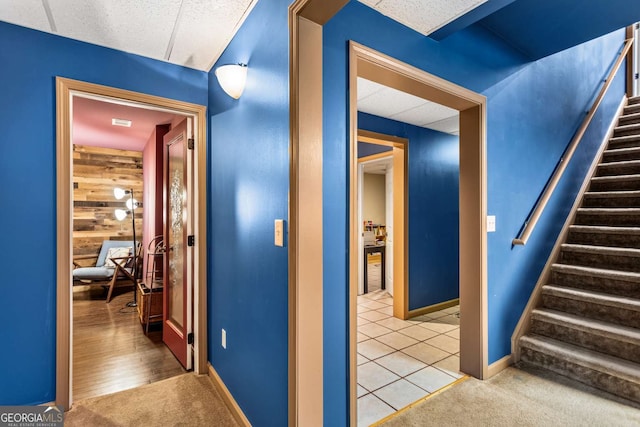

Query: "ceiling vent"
<box><xmin>112</xmin><ymin>118</ymin><xmax>132</xmax><ymax>127</ymax></box>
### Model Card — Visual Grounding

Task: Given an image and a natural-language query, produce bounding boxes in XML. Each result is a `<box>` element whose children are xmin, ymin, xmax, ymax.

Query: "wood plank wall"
<box><xmin>73</xmin><ymin>145</ymin><xmax>143</xmax><ymax>262</ymax></box>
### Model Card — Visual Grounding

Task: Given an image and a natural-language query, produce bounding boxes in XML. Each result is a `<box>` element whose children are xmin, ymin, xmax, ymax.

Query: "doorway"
<box><xmin>348</xmin><ymin>42</ymin><xmax>487</xmax><ymax>424</ymax></box>
<box><xmin>56</xmin><ymin>77</ymin><xmax>208</xmax><ymax>410</ymax></box>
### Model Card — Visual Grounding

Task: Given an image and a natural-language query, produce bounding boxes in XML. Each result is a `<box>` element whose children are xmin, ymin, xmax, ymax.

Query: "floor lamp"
<box><xmin>114</xmin><ymin>187</ymin><xmax>138</xmax><ymax>307</ymax></box>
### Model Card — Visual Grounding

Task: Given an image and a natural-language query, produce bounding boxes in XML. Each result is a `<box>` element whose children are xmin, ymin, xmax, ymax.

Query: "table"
<box><xmin>364</xmin><ymin>244</ymin><xmax>385</xmax><ymax>293</ymax></box>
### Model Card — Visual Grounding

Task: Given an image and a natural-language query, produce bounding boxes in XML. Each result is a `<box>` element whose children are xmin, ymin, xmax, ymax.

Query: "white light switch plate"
<box><xmin>487</xmin><ymin>215</ymin><xmax>496</xmax><ymax>232</ymax></box>
<box><xmin>275</xmin><ymin>219</ymin><xmax>284</xmax><ymax>247</ymax></box>
<box><xmin>222</xmin><ymin>329</ymin><xmax>227</xmax><ymax>349</ymax></box>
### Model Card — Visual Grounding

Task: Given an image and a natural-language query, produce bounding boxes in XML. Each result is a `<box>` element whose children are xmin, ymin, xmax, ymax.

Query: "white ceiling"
<box><xmin>357</xmin><ymin>77</ymin><xmax>459</xmax><ymax>135</ymax></box>
<box><xmin>0</xmin><ymin>1</ymin><xmax>485</xmax><ymax>73</ymax></box>
<box><xmin>0</xmin><ymin>0</ymin><xmax>256</xmax><ymax>71</ymax></box>
<box><xmin>358</xmin><ymin>0</ymin><xmax>487</xmax><ymax>36</ymax></box>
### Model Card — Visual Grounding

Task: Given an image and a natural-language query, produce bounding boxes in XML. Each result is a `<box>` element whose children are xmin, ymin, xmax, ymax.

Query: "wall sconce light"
<box><xmin>215</xmin><ymin>63</ymin><xmax>248</xmax><ymax>99</ymax></box>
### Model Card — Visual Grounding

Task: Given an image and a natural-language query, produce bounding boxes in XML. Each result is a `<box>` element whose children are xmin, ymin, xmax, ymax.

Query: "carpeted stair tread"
<box><xmin>591</xmin><ymin>173</ymin><xmax>640</xmax><ymax>182</ymax></box>
<box><xmin>596</xmin><ymin>159</ymin><xmax>640</xmax><ymax>176</ymax></box>
<box><xmin>584</xmin><ymin>190</ymin><xmax>640</xmax><ymax>198</ymax></box>
<box><xmin>520</xmin><ymin>334</ymin><xmax>640</xmax><ymax>384</ymax></box>
<box><xmin>623</xmin><ymin>105</ymin><xmax>640</xmax><ymax>118</ymax></box>
<box><xmin>577</xmin><ymin>207</ymin><xmax>640</xmax><ymax>213</ymax></box>
<box><xmin>614</xmin><ymin>123</ymin><xmax>640</xmax><ymax>134</ymax></box>
<box><xmin>551</xmin><ymin>264</ymin><xmax>640</xmax><ymax>283</ymax></box>
<box><xmin>618</xmin><ymin>112</ymin><xmax>640</xmax><ymax>125</ymax></box>
<box><xmin>531</xmin><ymin>308</ymin><xmax>640</xmax><ymax>345</ymax></box>
<box><xmin>560</xmin><ymin>243</ymin><xmax>640</xmax><ymax>258</ymax></box>
<box><xmin>568</xmin><ymin>225</ymin><xmax>640</xmax><ymax>235</ymax></box>
<box><xmin>542</xmin><ymin>284</ymin><xmax>640</xmax><ymax>313</ymax></box>
<box><xmin>602</xmin><ymin>146</ymin><xmax>640</xmax><ymax>158</ymax></box>
<box><xmin>608</xmin><ymin>135</ymin><xmax>640</xmax><ymax>150</ymax></box>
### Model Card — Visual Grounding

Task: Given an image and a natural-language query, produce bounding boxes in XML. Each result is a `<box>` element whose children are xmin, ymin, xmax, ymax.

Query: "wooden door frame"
<box><xmin>356</xmin><ymin>131</ymin><xmax>408</xmax><ymax>315</ymax></box>
<box><xmin>348</xmin><ymin>41</ymin><xmax>488</xmax><ymax>424</ymax></box>
<box><xmin>55</xmin><ymin>77</ymin><xmax>208</xmax><ymax>410</ymax></box>
<box><xmin>290</xmin><ymin>1</ymin><xmax>487</xmax><ymax>425</ymax></box>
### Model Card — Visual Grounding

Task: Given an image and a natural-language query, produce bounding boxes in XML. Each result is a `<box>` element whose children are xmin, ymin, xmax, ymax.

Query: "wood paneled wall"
<box><xmin>73</xmin><ymin>145</ymin><xmax>143</xmax><ymax>261</ymax></box>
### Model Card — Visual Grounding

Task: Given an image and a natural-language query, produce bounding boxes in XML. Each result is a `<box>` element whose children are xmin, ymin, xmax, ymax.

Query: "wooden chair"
<box><xmin>106</xmin><ymin>244</ymin><xmax>143</xmax><ymax>303</ymax></box>
<box><xmin>72</xmin><ymin>240</ymin><xmax>142</xmax><ymax>303</ymax></box>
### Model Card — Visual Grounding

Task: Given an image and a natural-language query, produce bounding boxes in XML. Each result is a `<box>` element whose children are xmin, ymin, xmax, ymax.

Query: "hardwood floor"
<box><xmin>72</xmin><ymin>286</ymin><xmax>185</xmax><ymax>402</ymax></box>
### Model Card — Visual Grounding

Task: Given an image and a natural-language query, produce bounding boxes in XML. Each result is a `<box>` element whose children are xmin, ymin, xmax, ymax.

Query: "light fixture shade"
<box><xmin>126</xmin><ymin>198</ymin><xmax>138</xmax><ymax>210</ymax></box>
<box><xmin>215</xmin><ymin>63</ymin><xmax>247</xmax><ymax>99</ymax></box>
<box><xmin>114</xmin><ymin>209</ymin><xmax>128</xmax><ymax>221</ymax></box>
<box><xmin>113</xmin><ymin>187</ymin><xmax>127</xmax><ymax>200</ymax></box>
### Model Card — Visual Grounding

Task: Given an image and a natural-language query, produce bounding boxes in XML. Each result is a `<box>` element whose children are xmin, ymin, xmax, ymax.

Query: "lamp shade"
<box><xmin>114</xmin><ymin>209</ymin><xmax>128</xmax><ymax>221</ymax></box>
<box><xmin>113</xmin><ymin>187</ymin><xmax>127</xmax><ymax>200</ymax></box>
<box><xmin>215</xmin><ymin>63</ymin><xmax>247</xmax><ymax>99</ymax></box>
<box><xmin>126</xmin><ymin>198</ymin><xmax>138</xmax><ymax>210</ymax></box>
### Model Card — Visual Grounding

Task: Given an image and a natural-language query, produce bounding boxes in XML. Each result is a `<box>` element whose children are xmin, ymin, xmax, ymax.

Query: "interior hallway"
<box><xmin>358</xmin><ymin>263</ymin><xmax>461</xmax><ymax>426</ymax></box>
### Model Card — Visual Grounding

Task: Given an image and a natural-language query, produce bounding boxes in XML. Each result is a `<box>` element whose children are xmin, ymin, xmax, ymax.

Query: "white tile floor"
<box><xmin>357</xmin><ymin>264</ymin><xmax>461</xmax><ymax>427</ymax></box>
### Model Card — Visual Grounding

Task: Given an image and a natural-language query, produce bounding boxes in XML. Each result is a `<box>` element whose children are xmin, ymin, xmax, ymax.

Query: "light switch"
<box><xmin>487</xmin><ymin>215</ymin><xmax>496</xmax><ymax>232</ymax></box>
<box><xmin>222</xmin><ymin>329</ymin><xmax>227</xmax><ymax>349</ymax></box>
<box><xmin>275</xmin><ymin>219</ymin><xmax>284</xmax><ymax>247</ymax></box>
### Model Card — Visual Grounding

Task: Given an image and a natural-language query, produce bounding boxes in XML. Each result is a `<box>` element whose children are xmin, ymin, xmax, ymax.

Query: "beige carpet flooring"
<box><xmin>64</xmin><ymin>364</ymin><xmax>640</xmax><ymax>426</ymax></box>
<box><xmin>65</xmin><ymin>373</ymin><xmax>239</xmax><ymax>426</ymax></box>
<box><xmin>379</xmin><ymin>365</ymin><xmax>640</xmax><ymax>427</ymax></box>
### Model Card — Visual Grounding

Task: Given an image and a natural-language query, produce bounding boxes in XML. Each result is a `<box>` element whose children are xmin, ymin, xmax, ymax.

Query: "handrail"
<box><xmin>513</xmin><ymin>38</ymin><xmax>634</xmax><ymax>246</ymax></box>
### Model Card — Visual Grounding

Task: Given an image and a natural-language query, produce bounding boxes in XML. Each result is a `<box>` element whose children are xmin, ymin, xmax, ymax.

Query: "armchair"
<box><xmin>73</xmin><ymin>240</ymin><xmax>141</xmax><ymax>303</ymax></box>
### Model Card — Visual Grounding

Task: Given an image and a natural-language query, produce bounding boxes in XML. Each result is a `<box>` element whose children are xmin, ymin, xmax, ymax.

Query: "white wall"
<box><xmin>363</xmin><ymin>173</ymin><xmax>386</xmax><ymax>225</ymax></box>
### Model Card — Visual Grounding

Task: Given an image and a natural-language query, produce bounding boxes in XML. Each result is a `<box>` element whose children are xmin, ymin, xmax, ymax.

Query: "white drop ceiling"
<box><xmin>0</xmin><ymin>0</ymin><xmax>487</xmax><ymax>73</ymax></box>
<box><xmin>357</xmin><ymin>77</ymin><xmax>460</xmax><ymax>135</ymax></box>
<box><xmin>0</xmin><ymin>0</ymin><xmax>256</xmax><ymax>71</ymax></box>
<box><xmin>357</xmin><ymin>0</ymin><xmax>487</xmax><ymax>36</ymax></box>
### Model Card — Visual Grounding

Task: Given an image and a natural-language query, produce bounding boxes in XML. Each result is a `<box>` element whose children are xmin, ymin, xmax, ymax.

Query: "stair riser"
<box><xmin>530</xmin><ymin>319</ymin><xmax>640</xmax><ymax>362</ymax></box>
<box><xmin>519</xmin><ymin>347</ymin><xmax>640</xmax><ymax>403</ymax></box>
<box><xmin>566</xmin><ymin>231</ymin><xmax>640</xmax><ymax>248</ymax></box>
<box><xmin>589</xmin><ymin>179</ymin><xmax>640</xmax><ymax>192</ymax></box>
<box><xmin>624</xmin><ymin>105</ymin><xmax>640</xmax><ymax>115</ymax></box>
<box><xmin>574</xmin><ymin>212</ymin><xmax>640</xmax><ymax>227</ymax></box>
<box><xmin>618</xmin><ymin>116</ymin><xmax>640</xmax><ymax>126</ymax></box>
<box><xmin>608</xmin><ymin>139</ymin><xmax>640</xmax><ymax>151</ymax></box>
<box><xmin>596</xmin><ymin>164</ymin><xmax>640</xmax><ymax>177</ymax></box>
<box><xmin>541</xmin><ymin>294</ymin><xmax>640</xmax><ymax>329</ymax></box>
<box><xmin>550</xmin><ymin>270</ymin><xmax>640</xmax><ymax>298</ymax></box>
<box><xmin>614</xmin><ymin>127</ymin><xmax>640</xmax><ymax>137</ymax></box>
<box><xmin>602</xmin><ymin>151</ymin><xmax>640</xmax><ymax>163</ymax></box>
<box><xmin>582</xmin><ymin>196</ymin><xmax>640</xmax><ymax>208</ymax></box>
<box><xmin>559</xmin><ymin>251</ymin><xmax>640</xmax><ymax>273</ymax></box>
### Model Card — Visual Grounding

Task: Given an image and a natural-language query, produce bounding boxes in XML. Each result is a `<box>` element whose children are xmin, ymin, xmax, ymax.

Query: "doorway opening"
<box><xmin>348</xmin><ymin>42</ymin><xmax>487</xmax><ymax>424</ymax></box>
<box><xmin>56</xmin><ymin>77</ymin><xmax>208</xmax><ymax>410</ymax></box>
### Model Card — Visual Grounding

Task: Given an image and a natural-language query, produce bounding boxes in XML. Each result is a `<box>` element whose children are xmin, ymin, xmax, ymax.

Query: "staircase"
<box><xmin>518</xmin><ymin>97</ymin><xmax>640</xmax><ymax>404</ymax></box>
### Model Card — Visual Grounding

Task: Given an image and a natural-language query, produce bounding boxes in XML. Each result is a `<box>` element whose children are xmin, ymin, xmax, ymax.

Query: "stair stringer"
<box><xmin>511</xmin><ymin>95</ymin><xmax>627</xmax><ymax>362</ymax></box>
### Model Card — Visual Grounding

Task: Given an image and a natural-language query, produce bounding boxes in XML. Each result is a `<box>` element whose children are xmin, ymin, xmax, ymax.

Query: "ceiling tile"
<box><xmin>391</xmin><ymin>102</ymin><xmax>457</xmax><ymax>128</ymax></box>
<box><xmin>358</xmin><ymin>83</ymin><xmax>426</xmax><ymax>120</ymax></box>
<box><xmin>366</xmin><ymin>0</ymin><xmax>487</xmax><ymax>35</ymax></box>
<box><xmin>358</xmin><ymin>77</ymin><xmax>385</xmax><ymax>100</ymax></box>
<box><xmin>0</xmin><ymin>0</ymin><xmax>51</xmax><ymax>33</ymax></box>
<box><xmin>424</xmin><ymin>116</ymin><xmax>460</xmax><ymax>135</ymax></box>
<box><xmin>357</xmin><ymin>78</ymin><xmax>459</xmax><ymax>134</ymax></box>
<box><xmin>169</xmin><ymin>0</ymin><xmax>254</xmax><ymax>71</ymax></box>
<box><xmin>48</xmin><ymin>0</ymin><xmax>182</xmax><ymax>61</ymax></box>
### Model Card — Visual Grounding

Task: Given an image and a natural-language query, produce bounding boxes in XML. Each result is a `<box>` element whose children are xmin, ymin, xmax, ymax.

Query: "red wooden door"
<box><xmin>162</xmin><ymin>118</ymin><xmax>193</xmax><ymax>369</ymax></box>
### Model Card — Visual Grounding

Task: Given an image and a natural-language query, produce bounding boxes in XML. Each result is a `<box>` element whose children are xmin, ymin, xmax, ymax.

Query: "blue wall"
<box><xmin>207</xmin><ymin>0</ymin><xmax>290</xmax><ymax>425</ymax></box>
<box><xmin>358</xmin><ymin>112</ymin><xmax>460</xmax><ymax>311</ymax></box>
<box><xmin>323</xmin><ymin>2</ymin><xmax>625</xmax><ymax>424</ymax></box>
<box><xmin>358</xmin><ymin>141</ymin><xmax>391</xmax><ymax>157</ymax></box>
<box><xmin>0</xmin><ymin>21</ymin><xmax>207</xmax><ymax>405</ymax></box>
